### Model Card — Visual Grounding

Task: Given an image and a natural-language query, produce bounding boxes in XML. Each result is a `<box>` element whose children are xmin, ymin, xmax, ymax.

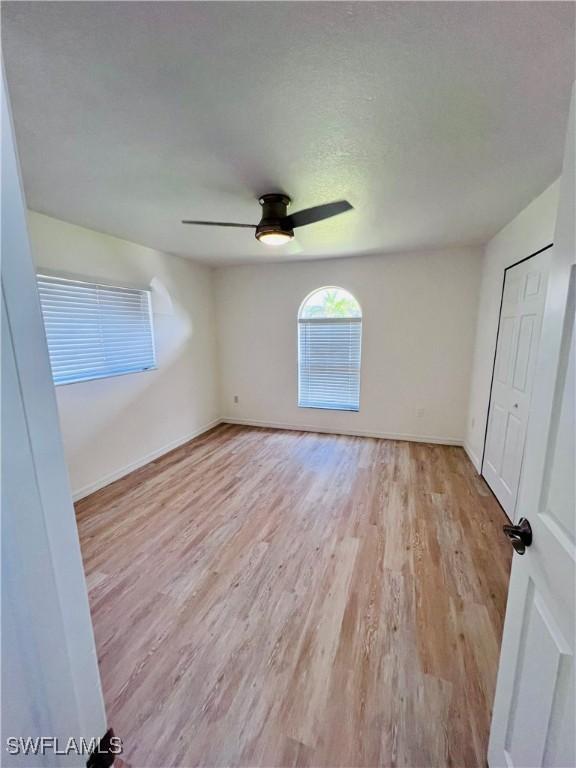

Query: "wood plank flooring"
<box><xmin>76</xmin><ymin>425</ymin><xmax>512</xmax><ymax>767</ymax></box>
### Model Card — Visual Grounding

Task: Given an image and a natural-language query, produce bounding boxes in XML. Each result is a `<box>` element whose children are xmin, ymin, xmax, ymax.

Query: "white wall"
<box><xmin>28</xmin><ymin>212</ymin><xmax>220</xmax><ymax>498</ymax></box>
<box><xmin>215</xmin><ymin>248</ymin><xmax>482</xmax><ymax>443</ymax></box>
<box><xmin>464</xmin><ymin>182</ymin><xmax>560</xmax><ymax>469</ymax></box>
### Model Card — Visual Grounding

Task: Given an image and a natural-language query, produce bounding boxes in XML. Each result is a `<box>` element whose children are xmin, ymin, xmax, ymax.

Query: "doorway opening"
<box><xmin>481</xmin><ymin>244</ymin><xmax>553</xmax><ymax>521</ymax></box>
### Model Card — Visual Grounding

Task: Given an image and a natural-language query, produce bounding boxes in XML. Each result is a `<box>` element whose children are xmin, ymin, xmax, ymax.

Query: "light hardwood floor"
<box><xmin>76</xmin><ymin>425</ymin><xmax>512</xmax><ymax>768</ymax></box>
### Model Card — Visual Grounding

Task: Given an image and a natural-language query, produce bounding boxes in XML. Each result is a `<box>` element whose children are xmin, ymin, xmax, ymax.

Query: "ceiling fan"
<box><xmin>182</xmin><ymin>194</ymin><xmax>353</xmax><ymax>246</ymax></box>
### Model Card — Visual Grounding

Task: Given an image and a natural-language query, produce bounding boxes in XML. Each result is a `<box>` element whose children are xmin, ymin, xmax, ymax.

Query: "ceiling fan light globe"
<box><xmin>256</xmin><ymin>230</ymin><xmax>293</xmax><ymax>246</ymax></box>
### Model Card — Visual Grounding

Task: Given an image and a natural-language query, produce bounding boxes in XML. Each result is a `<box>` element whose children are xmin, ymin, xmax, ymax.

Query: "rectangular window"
<box><xmin>37</xmin><ymin>273</ymin><xmax>156</xmax><ymax>385</ymax></box>
<box><xmin>298</xmin><ymin>317</ymin><xmax>361</xmax><ymax>411</ymax></box>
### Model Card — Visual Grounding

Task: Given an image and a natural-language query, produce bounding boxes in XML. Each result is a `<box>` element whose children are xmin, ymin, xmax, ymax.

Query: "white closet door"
<box><xmin>482</xmin><ymin>248</ymin><xmax>551</xmax><ymax>519</ymax></box>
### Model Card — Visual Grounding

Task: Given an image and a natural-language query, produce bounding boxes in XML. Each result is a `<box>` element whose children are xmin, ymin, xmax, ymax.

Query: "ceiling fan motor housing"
<box><xmin>256</xmin><ymin>194</ymin><xmax>294</xmax><ymax>240</ymax></box>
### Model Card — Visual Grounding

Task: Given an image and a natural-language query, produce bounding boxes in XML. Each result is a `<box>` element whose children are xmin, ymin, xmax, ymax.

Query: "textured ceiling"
<box><xmin>2</xmin><ymin>1</ymin><xmax>574</xmax><ymax>265</ymax></box>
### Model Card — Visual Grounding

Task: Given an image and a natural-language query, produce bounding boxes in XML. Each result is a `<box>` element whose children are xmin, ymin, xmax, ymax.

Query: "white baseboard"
<box><xmin>72</xmin><ymin>418</ymin><xmax>222</xmax><ymax>501</ymax></box>
<box><xmin>222</xmin><ymin>417</ymin><xmax>463</xmax><ymax>447</ymax></box>
<box><xmin>463</xmin><ymin>441</ymin><xmax>482</xmax><ymax>472</ymax></box>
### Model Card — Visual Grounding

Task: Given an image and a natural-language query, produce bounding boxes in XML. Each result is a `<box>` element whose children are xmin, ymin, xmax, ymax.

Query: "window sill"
<box><xmin>298</xmin><ymin>404</ymin><xmax>359</xmax><ymax>412</ymax></box>
<box><xmin>54</xmin><ymin>366</ymin><xmax>157</xmax><ymax>387</ymax></box>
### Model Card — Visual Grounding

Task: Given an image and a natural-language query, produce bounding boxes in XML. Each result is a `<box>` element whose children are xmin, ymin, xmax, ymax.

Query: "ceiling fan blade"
<box><xmin>181</xmin><ymin>220</ymin><xmax>256</xmax><ymax>228</ymax></box>
<box><xmin>283</xmin><ymin>200</ymin><xmax>353</xmax><ymax>229</ymax></box>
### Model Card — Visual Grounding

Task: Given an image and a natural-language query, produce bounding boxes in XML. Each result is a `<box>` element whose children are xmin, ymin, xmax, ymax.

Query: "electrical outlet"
<box><xmin>417</xmin><ymin>408</ymin><xmax>425</xmax><ymax>418</ymax></box>
<box><xmin>233</xmin><ymin>395</ymin><xmax>239</xmax><ymax>404</ymax></box>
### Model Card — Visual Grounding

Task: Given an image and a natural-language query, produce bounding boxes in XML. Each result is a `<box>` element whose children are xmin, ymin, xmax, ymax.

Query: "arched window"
<box><xmin>298</xmin><ymin>287</ymin><xmax>362</xmax><ymax>411</ymax></box>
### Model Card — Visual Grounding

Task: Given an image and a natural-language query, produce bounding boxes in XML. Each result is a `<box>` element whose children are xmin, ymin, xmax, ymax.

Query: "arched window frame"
<box><xmin>297</xmin><ymin>286</ymin><xmax>362</xmax><ymax>412</ymax></box>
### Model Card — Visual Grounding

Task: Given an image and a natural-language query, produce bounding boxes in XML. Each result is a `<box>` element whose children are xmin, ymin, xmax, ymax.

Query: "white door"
<box><xmin>483</xmin><ymin>249</ymin><xmax>551</xmax><ymax>519</ymax></box>
<box><xmin>1</xmin><ymin>71</ymin><xmax>106</xmax><ymax>760</ymax></box>
<box><xmin>488</xmin><ymin>88</ymin><xmax>575</xmax><ymax>768</ymax></box>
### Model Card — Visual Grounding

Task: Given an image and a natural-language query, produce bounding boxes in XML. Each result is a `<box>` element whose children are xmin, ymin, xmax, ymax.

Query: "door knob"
<box><xmin>503</xmin><ymin>517</ymin><xmax>532</xmax><ymax>555</ymax></box>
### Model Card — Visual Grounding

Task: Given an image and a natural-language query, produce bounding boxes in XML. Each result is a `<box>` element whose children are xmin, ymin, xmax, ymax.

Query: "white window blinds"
<box><xmin>37</xmin><ymin>274</ymin><xmax>156</xmax><ymax>385</ymax></box>
<box><xmin>298</xmin><ymin>317</ymin><xmax>362</xmax><ymax>411</ymax></box>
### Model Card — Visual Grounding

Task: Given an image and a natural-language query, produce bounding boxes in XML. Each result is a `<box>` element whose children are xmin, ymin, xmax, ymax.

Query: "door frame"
<box><xmin>2</xmin><ymin>66</ymin><xmax>107</xmax><ymax>750</ymax></box>
<box><xmin>480</xmin><ymin>243</ymin><xmax>554</xmax><ymax>521</ymax></box>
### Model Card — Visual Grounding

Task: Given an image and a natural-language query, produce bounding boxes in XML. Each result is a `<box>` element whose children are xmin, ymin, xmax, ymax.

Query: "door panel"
<box><xmin>486</xmin><ymin>403</ymin><xmax>507</xmax><ymax>473</ymax></box>
<box><xmin>512</xmin><ymin>314</ymin><xmax>535</xmax><ymax>391</ymax></box>
<box><xmin>524</xmin><ymin>271</ymin><xmax>541</xmax><ymax>298</ymax></box>
<box><xmin>504</xmin><ymin>581</ymin><xmax>570</xmax><ymax>767</ymax></box>
<box><xmin>500</xmin><ymin>412</ymin><xmax>522</xmax><ymax>493</ymax></box>
<box><xmin>482</xmin><ymin>250</ymin><xmax>551</xmax><ymax>518</ymax></box>
<box><xmin>542</xmin><ymin>308</ymin><xmax>575</xmax><ymax>543</ymax></box>
<box><xmin>496</xmin><ymin>316</ymin><xmax>515</xmax><ymax>384</ymax></box>
<box><xmin>542</xmin><ymin>655</ymin><xmax>574</xmax><ymax>767</ymax></box>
